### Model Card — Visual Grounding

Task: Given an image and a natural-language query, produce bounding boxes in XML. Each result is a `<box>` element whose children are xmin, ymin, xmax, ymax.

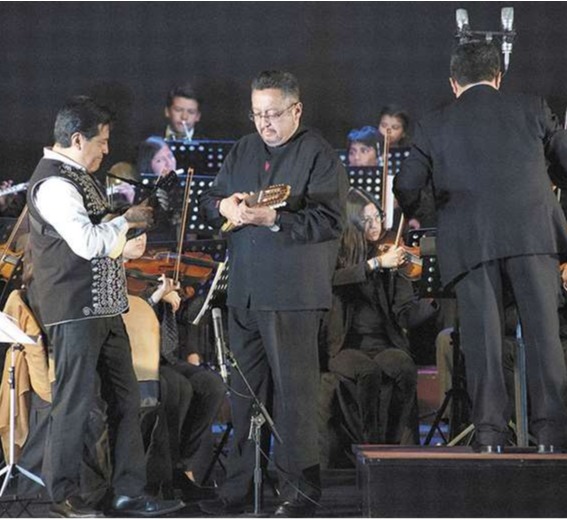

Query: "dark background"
<box><xmin>1</xmin><ymin>1</ymin><xmax>565</xmax><ymax>181</ymax></box>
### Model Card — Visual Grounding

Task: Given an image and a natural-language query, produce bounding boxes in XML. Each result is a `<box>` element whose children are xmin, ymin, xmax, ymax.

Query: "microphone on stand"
<box><xmin>212</xmin><ymin>307</ymin><xmax>229</xmax><ymax>384</ymax></box>
<box><xmin>501</xmin><ymin>7</ymin><xmax>515</xmax><ymax>73</ymax></box>
<box><xmin>455</xmin><ymin>9</ymin><xmax>471</xmax><ymax>44</ymax></box>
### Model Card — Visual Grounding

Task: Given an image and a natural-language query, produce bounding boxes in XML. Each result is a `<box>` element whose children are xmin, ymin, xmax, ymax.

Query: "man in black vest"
<box><xmin>199</xmin><ymin>70</ymin><xmax>348</xmax><ymax>517</ymax></box>
<box><xmin>27</xmin><ymin>96</ymin><xmax>184</xmax><ymax>517</ymax></box>
<box><xmin>394</xmin><ymin>42</ymin><xmax>567</xmax><ymax>452</ymax></box>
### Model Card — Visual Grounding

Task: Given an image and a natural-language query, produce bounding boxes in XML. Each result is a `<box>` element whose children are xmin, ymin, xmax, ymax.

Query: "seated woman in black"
<box><xmin>321</xmin><ymin>187</ymin><xmax>437</xmax><ymax>445</ymax></box>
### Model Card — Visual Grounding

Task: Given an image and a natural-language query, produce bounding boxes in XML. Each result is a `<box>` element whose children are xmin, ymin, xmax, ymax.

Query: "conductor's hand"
<box><xmin>124</xmin><ymin>204</ymin><xmax>154</xmax><ymax>229</ymax></box>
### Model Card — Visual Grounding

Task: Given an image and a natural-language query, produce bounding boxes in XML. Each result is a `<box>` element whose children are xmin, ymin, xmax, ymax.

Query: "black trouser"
<box><xmin>44</xmin><ymin>316</ymin><xmax>146</xmax><ymax>502</ymax></box>
<box><xmin>170</xmin><ymin>361</ymin><xmax>226</xmax><ymax>483</ymax></box>
<box><xmin>328</xmin><ymin>347</ymin><xmax>418</xmax><ymax>444</ymax></box>
<box><xmin>454</xmin><ymin>255</ymin><xmax>567</xmax><ymax>446</ymax></box>
<box><xmin>220</xmin><ymin>307</ymin><xmax>323</xmax><ymax>503</ymax></box>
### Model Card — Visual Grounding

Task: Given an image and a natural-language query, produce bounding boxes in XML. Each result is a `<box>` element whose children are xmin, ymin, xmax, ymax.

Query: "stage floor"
<box><xmin>0</xmin><ymin>469</ymin><xmax>361</xmax><ymax>518</ymax></box>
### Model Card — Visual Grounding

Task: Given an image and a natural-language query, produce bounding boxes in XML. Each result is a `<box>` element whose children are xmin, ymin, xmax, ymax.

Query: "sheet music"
<box><xmin>192</xmin><ymin>261</ymin><xmax>228</xmax><ymax>325</ymax></box>
<box><xmin>0</xmin><ymin>312</ymin><xmax>36</xmax><ymax>344</ymax></box>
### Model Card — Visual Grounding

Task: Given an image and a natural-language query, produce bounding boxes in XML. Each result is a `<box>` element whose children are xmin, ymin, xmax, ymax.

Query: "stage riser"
<box><xmin>355</xmin><ymin>447</ymin><xmax>567</xmax><ymax>517</ymax></box>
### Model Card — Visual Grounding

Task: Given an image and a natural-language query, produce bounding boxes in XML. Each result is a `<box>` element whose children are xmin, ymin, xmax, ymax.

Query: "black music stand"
<box><xmin>141</xmin><ymin>173</ymin><xmax>219</xmax><ymax>238</ymax></box>
<box><xmin>166</xmin><ymin>139</ymin><xmax>235</xmax><ymax>174</ymax></box>
<box><xmin>336</xmin><ymin>147</ymin><xmax>410</xmax><ymax>170</ymax></box>
<box><xmin>418</xmin><ymin>234</ymin><xmax>530</xmax><ymax>448</ymax></box>
<box><xmin>191</xmin><ymin>258</ymin><xmax>229</xmax><ymax>327</ymax></box>
<box><xmin>418</xmin><ymin>235</ymin><xmax>472</xmax><ymax>445</ymax></box>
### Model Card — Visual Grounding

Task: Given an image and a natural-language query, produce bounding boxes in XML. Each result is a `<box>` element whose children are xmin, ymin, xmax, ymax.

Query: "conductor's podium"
<box><xmin>354</xmin><ymin>445</ymin><xmax>567</xmax><ymax>517</ymax></box>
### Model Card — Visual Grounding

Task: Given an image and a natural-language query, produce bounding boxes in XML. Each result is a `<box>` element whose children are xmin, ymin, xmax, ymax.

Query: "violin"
<box><xmin>0</xmin><ymin>244</ymin><xmax>23</xmax><ymax>281</ymax></box>
<box><xmin>0</xmin><ymin>205</ymin><xmax>28</xmax><ymax>284</ymax></box>
<box><xmin>375</xmin><ymin>216</ymin><xmax>422</xmax><ymax>281</ymax></box>
<box><xmin>125</xmin><ymin>251</ymin><xmax>218</xmax><ymax>298</ymax></box>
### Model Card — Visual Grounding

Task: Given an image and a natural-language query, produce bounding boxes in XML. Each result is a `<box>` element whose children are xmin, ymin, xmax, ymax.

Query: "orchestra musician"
<box><xmin>347</xmin><ymin>126</ymin><xmax>379</xmax><ymax>167</ymax></box>
<box><xmin>394</xmin><ymin>41</ymin><xmax>567</xmax><ymax>453</ymax></box>
<box><xmin>319</xmin><ymin>188</ymin><xmax>437</xmax><ymax>450</ymax></box>
<box><xmin>26</xmin><ymin>96</ymin><xmax>183</xmax><ymax>517</ymax></box>
<box><xmin>377</xmin><ymin>104</ymin><xmax>411</xmax><ymax>148</ymax></box>
<box><xmin>136</xmin><ymin>136</ymin><xmax>180</xmax><ymax>242</ymax></box>
<box><xmin>164</xmin><ymin>83</ymin><xmax>203</xmax><ymax>141</ymax></box>
<box><xmin>122</xmin><ymin>230</ymin><xmax>224</xmax><ymax>500</ymax></box>
<box><xmin>199</xmin><ymin>70</ymin><xmax>348</xmax><ymax>517</ymax></box>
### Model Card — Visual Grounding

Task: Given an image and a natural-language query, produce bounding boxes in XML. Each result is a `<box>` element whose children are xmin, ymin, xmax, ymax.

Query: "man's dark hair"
<box><xmin>165</xmin><ymin>83</ymin><xmax>201</xmax><ymax>109</ymax></box>
<box><xmin>251</xmin><ymin>70</ymin><xmax>300</xmax><ymax>100</ymax></box>
<box><xmin>54</xmin><ymin>96</ymin><xmax>113</xmax><ymax>147</ymax></box>
<box><xmin>347</xmin><ymin>126</ymin><xmax>378</xmax><ymax>150</ymax></box>
<box><xmin>450</xmin><ymin>41</ymin><xmax>501</xmax><ymax>86</ymax></box>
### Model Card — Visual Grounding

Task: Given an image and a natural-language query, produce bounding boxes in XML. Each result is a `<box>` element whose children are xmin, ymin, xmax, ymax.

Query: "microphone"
<box><xmin>501</xmin><ymin>7</ymin><xmax>515</xmax><ymax>73</ymax></box>
<box><xmin>455</xmin><ymin>9</ymin><xmax>470</xmax><ymax>44</ymax></box>
<box><xmin>212</xmin><ymin>307</ymin><xmax>229</xmax><ymax>384</ymax></box>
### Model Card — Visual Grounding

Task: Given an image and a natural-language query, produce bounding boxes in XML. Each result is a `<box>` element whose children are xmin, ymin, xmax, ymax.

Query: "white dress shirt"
<box><xmin>34</xmin><ymin>148</ymin><xmax>128</xmax><ymax>260</ymax></box>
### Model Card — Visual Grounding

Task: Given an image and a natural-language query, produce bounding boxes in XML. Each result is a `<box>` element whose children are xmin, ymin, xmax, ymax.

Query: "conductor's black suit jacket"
<box><xmin>394</xmin><ymin>85</ymin><xmax>567</xmax><ymax>286</ymax></box>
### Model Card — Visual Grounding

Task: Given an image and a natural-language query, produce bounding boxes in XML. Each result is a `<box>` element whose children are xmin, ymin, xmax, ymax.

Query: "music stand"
<box><xmin>0</xmin><ymin>312</ymin><xmax>45</xmax><ymax>497</ymax></box>
<box><xmin>418</xmin><ymin>235</ymin><xmax>530</xmax><ymax>449</ymax></box>
<box><xmin>166</xmin><ymin>139</ymin><xmax>235</xmax><ymax>175</ymax></box>
<box><xmin>141</xmin><ymin>173</ymin><xmax>219</xmax><ymax>238</ymax></box>
<box><xmin>417</xmin><ymin>235</ymin><xmax>472</xmax><ymax>445</ymax></box>
<box><xmin>192</xmin><ymin>259</ymin><xmax>229</xmax><ymax>327</ymax></box>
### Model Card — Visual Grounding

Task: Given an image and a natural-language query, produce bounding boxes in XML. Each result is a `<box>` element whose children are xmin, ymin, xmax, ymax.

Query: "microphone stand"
<box><xmin>223</xmin><ymin>347</ymin><xmax>282</xmax><ymax>517</ymax></box>
<box><xmin>0</xmin><ymin>344</ymin><xmax>45</xmax><ymax>496</ymax></box>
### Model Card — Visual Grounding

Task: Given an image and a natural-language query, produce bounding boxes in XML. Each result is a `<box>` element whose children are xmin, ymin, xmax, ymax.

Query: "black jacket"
<box><xmin>321</xmin><ymin>262</ymin><xmax>438</xmax><ymax>362</ymax></box>
<box><xmin>394</xmin><ymin>86</ymin><xmax>567</xmax><ymax>285</ymax></box>
<box><xmin>200</xmin><ymin>126</ymin><xmax>349</xmax><ymax>310</ymax></box>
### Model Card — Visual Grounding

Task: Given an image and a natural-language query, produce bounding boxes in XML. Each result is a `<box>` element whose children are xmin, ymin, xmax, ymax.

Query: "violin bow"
<box><xmin>174</xmin><ymin>167</ymin><xmax>195</xmax><ymax>285</ymax></box>
<box><xmin>381</xmin><ymin>129</ymin><xmax>391</xmax><ymax>214</ymax></box>
<box><xmin>394</xmin><ymin>214</ymin><xmax>405</xmax><ymax>248</ymax></box>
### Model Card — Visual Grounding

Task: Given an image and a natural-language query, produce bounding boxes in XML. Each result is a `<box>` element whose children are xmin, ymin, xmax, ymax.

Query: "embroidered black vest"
<box><xmin>27</xmin><ymin>158</ymin><xmax>129</xmax><ymax>326</ymax></box>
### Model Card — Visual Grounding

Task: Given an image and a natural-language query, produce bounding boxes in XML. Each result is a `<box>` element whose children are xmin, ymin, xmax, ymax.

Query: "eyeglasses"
<box><xmin>362</xmin><ymin>213</ymin><xmax>383</xmax><ymax>227</ymax></box>
<box><xmin>248</xmin><ymin>102</ymin><xmax>298</xmax><ymax>123</ymax></box>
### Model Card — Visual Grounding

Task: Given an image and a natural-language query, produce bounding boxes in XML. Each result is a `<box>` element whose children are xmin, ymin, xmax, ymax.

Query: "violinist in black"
<box><xmin>320</xmin><ymin>188</ymin><xmax>437</xmax><ymax>446</ymax></box>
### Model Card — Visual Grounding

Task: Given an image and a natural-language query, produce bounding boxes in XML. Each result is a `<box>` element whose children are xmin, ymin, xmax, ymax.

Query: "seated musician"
<box><xmin>377</xmin><ymin>104</ymin><xmax>411</xmax><ymax>148</ymax></box>
<box><xmin>319</xmin><ymin>188</ymin><xmax>437</xmax><ymax>457</ymax></box>
<box><xmin>136</xmin><ymin>136</ymin><xmax>179</xmax><ymax>242</ymax></box>
<box><xmin>164</xmin><ymin>83</ymin><xmax>203</xmax><ymax>141</ymax></box>
<box><xmin>347</xmin><ymin>126</ymin><xmax>379</xmax><ymax>167</ymax></box>
<box><xmin>123</xmin><ymin>230</ymin><xmax>225</xmax><ymax>499</ymax></box>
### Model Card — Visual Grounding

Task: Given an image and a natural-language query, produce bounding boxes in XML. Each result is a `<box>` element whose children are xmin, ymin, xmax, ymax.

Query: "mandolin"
<box><xmin>221</xmin><ymin>184</ymin><xmax>291</xmax><ymax>232</ymax></box>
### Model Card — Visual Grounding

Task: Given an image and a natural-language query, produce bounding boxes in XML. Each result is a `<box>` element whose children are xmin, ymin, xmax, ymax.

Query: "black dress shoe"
<box><xmin>198</xmin><ymin>497</ymin><xmax>247</xmax><ymax>516</ymax></box>
<box><xmin>473</xmin><ymin>444</ymin><xmax>504</xmax><ymax>454</ymax></box>
<box><xmin>110</xmin><ymin>495</ymin><xmax>185</xmax><ymax>517</ymax></box>
<box><xmin>49</xmin><ymin>496</ymin><xmax>105</xmax><ymax>518</ymax></box>
<box><xmin>537</xmin><ymin>444</ymin><xmax>563</xmax><ymax>454</ymax></box>
<box><xmin>274</xmin><ymin>499</ymin><xmax>318</xmax><ymax>518</ymax></box>
<box><xmin>173</xmin><ymin>472</ymin><xmax>216</xmax><ymax>500</ymax></box>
